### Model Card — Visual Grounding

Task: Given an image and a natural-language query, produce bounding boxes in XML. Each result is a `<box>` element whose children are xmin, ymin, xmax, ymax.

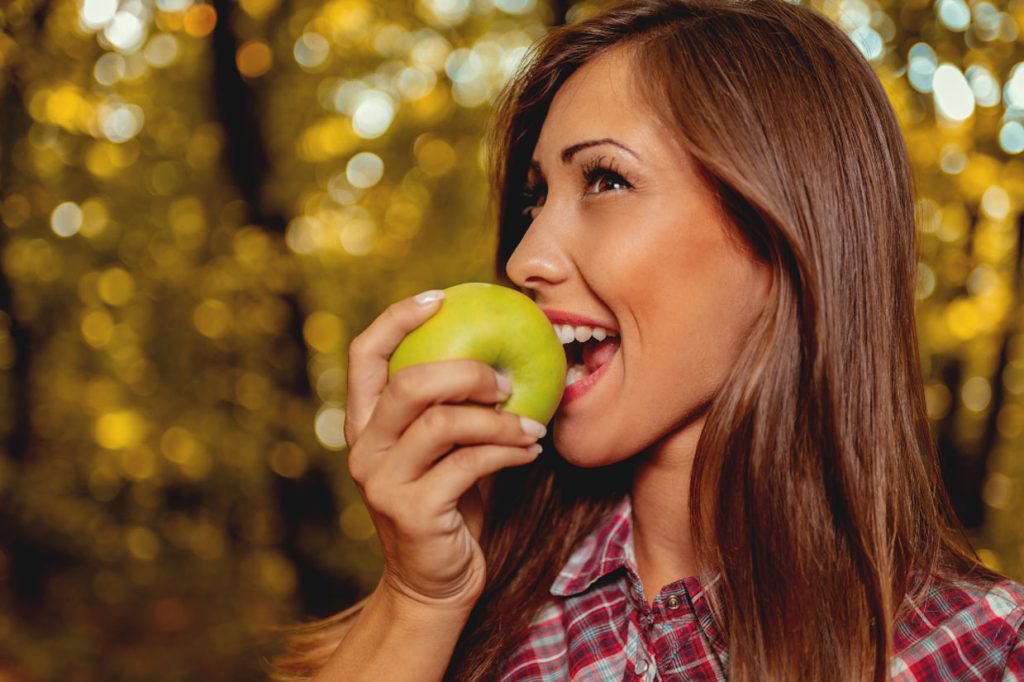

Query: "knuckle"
<box><xmin>421</xmin><ymin>404</ymin><xmax>454</xmax><ymax>434</ymax></box>
<box><xmin>362</xmin><ymin>480</ymin><xmax>389</xmax><ymax>513</ymax></box>
<box><xmin>387</xmin><ymin>368</ymin><xmax>420</xmax><ymax>404</ymax></box>
<box><xmin>449</xmin><ymin>445</ymin><xmax>484</xmax><ymax>475</ymax></box>
<box><xmin>347</xmin><ymin>334</ymin><xmax>369</xmax><ymax>361</ymax></box>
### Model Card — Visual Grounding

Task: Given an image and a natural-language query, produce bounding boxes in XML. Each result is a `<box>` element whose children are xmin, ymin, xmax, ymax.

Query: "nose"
<box><xmin>504</xmin><ymin>215</ymin><xmax>571</xmax><ymax>297</ymax></box>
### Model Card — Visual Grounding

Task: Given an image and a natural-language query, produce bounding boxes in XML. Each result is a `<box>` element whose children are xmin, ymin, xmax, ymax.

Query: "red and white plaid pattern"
<box><xmin>497</xmin><ymin>495</ymin><xmax>1024</xmax><ymax>680</ymax></box>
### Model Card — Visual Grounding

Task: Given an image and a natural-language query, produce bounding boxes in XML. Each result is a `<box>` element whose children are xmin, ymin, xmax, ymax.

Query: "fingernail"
<box><xmin>527</xmin><ymin>443</ymin><xmax>543</xmax><ymax>456</ymax></box>
<box><xmin>414</xmin><ymin>289</ymin><xmax>444</xmax><ymax>305</ymax></box>
<box><xmin>495</xmin><ymin>372</ymin><xmax>512</xmax><ymax>397</ymax></box>
<box><xmin>519</xmin><ymin>416</ymin><xmax>547</xmax><ymax>438</ymax></box>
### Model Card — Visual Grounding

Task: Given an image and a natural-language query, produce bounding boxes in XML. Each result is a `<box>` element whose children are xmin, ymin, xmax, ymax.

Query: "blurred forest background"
<box><xmin>1</xmin><ymin>0</ymin><xmax>1023</xmax><ymax>678</ymax></box>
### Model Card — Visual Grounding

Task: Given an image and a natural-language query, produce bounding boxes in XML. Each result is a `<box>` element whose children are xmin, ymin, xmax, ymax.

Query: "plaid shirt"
<box><xmin>498</xmin><ymin>494</ymin><xmax>1024</xmax><ymax>681</ymax></box>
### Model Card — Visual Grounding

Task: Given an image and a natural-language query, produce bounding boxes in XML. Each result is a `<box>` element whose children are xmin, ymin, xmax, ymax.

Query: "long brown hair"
<box><xmin>272</xmin><ymin>1</ymin><xmax>1004</xmax><ymax>679</ymax></box>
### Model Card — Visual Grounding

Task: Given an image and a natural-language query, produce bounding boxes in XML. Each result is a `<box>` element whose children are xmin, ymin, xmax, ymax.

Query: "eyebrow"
<box><xmin>528</xmin><ymin>138</ymin><xmax>640</xmax><ymax>175</ymax></box>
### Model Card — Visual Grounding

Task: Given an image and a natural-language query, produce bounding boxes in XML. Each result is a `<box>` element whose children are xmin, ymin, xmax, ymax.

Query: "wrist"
<box><xmin>376</xmin><ymin>573</ymin><xmax>481</xmax><ymax>623</ymax></box>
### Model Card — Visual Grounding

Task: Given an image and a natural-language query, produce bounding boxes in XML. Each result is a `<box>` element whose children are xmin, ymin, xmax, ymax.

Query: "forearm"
<box><xmin>312</xmin><ymin>584</ymin><xmax>473</xmax><ymax>682</ymax></box>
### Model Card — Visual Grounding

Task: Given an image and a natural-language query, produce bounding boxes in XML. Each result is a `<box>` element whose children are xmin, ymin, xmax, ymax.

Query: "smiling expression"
<box><xmin>504</xmin><ymin>45</ymin><xmax>772</xmax><ymax>467</ymax></box>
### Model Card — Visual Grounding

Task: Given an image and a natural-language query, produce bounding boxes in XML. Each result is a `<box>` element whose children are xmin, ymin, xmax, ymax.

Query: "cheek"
<box><xmin>625</xmin><ymin>226</ymin><xmax>760</xmax><ymax>392</ymax></box>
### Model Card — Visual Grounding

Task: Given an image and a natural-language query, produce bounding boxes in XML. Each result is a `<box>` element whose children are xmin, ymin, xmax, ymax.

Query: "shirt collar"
<box><xmin>550</xmin><ymin>494</ymin><xmax>633</xmax><ymax>597</ymax></box>
<box><xmin>549</xmin><ymin>493</ymin><xmax>722</xmax><ymax>598</ymax></box>
<box><xmin>549</xmin><ymin>493</ymin><xmax>728</xmax><ymax>667</ymax></box>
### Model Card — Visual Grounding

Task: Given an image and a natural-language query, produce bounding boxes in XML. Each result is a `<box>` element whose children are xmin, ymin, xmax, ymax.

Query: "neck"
<box><xmin>630</xmin><ymin>411</ymin><xmax>705</xmax><ymax>604</ymax></box>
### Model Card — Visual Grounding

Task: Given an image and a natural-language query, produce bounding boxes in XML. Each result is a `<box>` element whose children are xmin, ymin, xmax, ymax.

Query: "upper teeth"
<box><xmin>552</xmin><ymin>324</ymin><xmax>618</xmax><ymax>345</ymax></box>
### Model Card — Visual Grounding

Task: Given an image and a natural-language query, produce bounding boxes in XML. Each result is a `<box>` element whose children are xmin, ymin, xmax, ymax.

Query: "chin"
<box><xmin>551</xmin><ymin>430</ymin><xmax>627</xmax><ymax>469</ymax></box>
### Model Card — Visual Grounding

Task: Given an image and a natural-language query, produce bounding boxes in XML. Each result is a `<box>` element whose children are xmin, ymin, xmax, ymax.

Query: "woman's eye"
<box><xmin>519</xmin><ymin>161</ymin><xmax>632</xmax><ymax>220</ymax></box>
<box><xmin>583</xmin><ymin>167</ymin><xmax>632</xmax><ymax>195</ymax></box>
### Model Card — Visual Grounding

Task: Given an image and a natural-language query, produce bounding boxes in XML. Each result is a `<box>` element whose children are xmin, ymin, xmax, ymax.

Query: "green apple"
<box><xmin>388</xmin><ymin>282</ymin><xmax>566</xmax><ymax>424</ymax></box>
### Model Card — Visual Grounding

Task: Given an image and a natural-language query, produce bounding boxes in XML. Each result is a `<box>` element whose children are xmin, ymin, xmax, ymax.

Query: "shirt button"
<box><xmin>666</xmin><ymin>595</ymin><xmax>682</xmax><ymax>610</ymax></box>
<box><xmin>635</xmin><ymin>659</ymin><xmax>650</xmax><ymax>675</ymax></box>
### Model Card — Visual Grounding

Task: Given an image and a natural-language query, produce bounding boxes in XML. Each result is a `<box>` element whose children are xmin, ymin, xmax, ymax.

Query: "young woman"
<box><xmin>272</xmin><ymin>0</ymin><xmax>1024</xmax><ymax>679</ymax></box>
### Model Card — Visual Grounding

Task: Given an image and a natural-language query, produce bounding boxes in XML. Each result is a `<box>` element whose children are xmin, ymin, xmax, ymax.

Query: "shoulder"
<box><xmin>891</xmin><ymin>572</ymin><xmax>1024</xmax><ymax>681</ymax></box>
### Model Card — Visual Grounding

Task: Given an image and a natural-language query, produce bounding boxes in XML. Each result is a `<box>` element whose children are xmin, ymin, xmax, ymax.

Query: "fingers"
<box><xmin>418</xmin><ymin>442</ymin><xmax>543</xmax><ymax>513</ymax></box>
<box><xmin>364</xmin><ymin>402</ymin><xmax>543</xmax><ymax>484</ymax></box>
<box><xmin>345</xmin><ymin>290</ymin><xmax>445</xmax><ymax>447</ymax></box>
<box><xmin>357</xmin><ymin>359</ymin><xmax>513</xmax><ymax>453</ymax></box>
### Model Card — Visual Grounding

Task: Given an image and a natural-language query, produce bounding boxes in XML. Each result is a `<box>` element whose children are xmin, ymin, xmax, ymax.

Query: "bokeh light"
<box><xmin>236</xmin><ymin>39</ymin><xmax>273</xmax><ymax>78</ymax></box>
<box><xmin>351</xmin><ymin>89</ymin><xmax>396</xmax><ymax>138</ymax></box>
<box><xmin>934</xmin><ymin>64</ymin><xmax>975</xmax><ymax>122</ymax></box>
<box><xmin>50</xmin><ymin>201</ymin><xmax>83</xmax><ymax>237</ymax></box>
<box><xmin>345</xmin><ymin>152</ymin><xmax>385</xmax><ymax>188</ymax></box>
<box><xmin>293</xmin><ymin>32</ymin><xmax>330</xmax><ymax>69</ymax></box>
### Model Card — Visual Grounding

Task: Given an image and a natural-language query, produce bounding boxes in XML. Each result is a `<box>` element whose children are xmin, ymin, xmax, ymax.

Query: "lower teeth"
<box><xmin>565</xmin><ymin>363</ymin><xmax>589</xmax><ymax>387</ymax></box>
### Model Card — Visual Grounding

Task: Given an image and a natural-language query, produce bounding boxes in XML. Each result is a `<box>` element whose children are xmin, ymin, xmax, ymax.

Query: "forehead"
<box><xmin>533</xmin><ymin>46</ymin><xmax>692</xmax><ymax>173</ymax></box>
<box><xmin>539</xmin><ymin>47</ymin><xmax>649</xmax><ymax>141</ymax></box>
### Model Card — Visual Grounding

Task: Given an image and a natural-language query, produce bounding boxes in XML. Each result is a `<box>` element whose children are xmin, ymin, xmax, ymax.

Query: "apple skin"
<box><xmin>388</xmin><ymin>282</ymin><xmax>567</xmax><ymax>424</ymax></box>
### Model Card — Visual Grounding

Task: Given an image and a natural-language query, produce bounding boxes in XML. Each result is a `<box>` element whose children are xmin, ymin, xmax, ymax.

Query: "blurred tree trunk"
<box><xmin>0</xmin><ymin>0</ymin><xmax>78</xmax><ymax>625</ymax></box>
<box><xmin>209</xmin><ymin>0</ymin><xmax>357</xmax><ymax>617</ymax></box>
<box><xmin>939</xmin><ymin>213</ymin><xmax>1024</xmax><ymax>530</ymax></box>
<box><xmin>0</xmin><ymin>66</ymin><xmax>32</xmax><ymax>465</ymax></box>
<box><xmin>0</xmin><ymin>0</ymin><xmax>51</xmax><ymax>462</ymax></box>
<box><xmin>551</xmin><ymin>0</ymin><xmax>572</xmax><ymax>25</ymax></box>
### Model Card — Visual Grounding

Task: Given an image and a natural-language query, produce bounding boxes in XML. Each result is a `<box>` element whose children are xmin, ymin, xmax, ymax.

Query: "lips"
<box><xmin>541</xmin><ymin>307</ymin><xmax>621</xmax><ymax>405</ymax></box>
<box><xmin>561</xmin><ymin>342</ymin><xmax>618</xmax><ymax>406</ymax></box>
<box><xmin>542</xmin><ymin>309</ymin><xmax>618</xmax><ymax>333</ymax></box>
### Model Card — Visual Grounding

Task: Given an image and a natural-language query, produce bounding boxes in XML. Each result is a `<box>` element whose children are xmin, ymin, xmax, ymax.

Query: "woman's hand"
<box><xmin>344</xmin><ymin>291</ymin><xmax>546</xmax><ymax>612</ymax></box>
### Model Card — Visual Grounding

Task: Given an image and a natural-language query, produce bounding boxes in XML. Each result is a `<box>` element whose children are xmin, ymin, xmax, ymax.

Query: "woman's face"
<box><xmin>505</xmin><ymin>46</ymin><xmax>772</xmax><ymax>467</ymax></box>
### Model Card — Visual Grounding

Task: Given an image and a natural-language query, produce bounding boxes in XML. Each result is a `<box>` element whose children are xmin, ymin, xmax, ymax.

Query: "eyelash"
<box><xmin>520</xmin><ymin>155</ymin><xmax>634</xmax><ymax>218</ymax></box>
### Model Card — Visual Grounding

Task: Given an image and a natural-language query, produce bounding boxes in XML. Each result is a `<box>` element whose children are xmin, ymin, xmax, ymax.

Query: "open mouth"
<box><xmin>552</xmin><ymin>324</ymin><xmax>621</xmax><ymax>388</ymax></box>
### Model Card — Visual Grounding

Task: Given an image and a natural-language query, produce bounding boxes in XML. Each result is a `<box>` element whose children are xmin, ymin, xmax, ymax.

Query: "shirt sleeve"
<box><xmin>1004</xmin><ymin>622</ymin><xmax>1024</xmax><ymax>681</ymax></box>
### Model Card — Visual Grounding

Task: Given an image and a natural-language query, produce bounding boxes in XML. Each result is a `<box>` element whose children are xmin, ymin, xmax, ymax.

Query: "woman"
<box><xmin>272</xmin><ymin>0</ymin><xmax>1024</xmax><ymax>679</ymax></box>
